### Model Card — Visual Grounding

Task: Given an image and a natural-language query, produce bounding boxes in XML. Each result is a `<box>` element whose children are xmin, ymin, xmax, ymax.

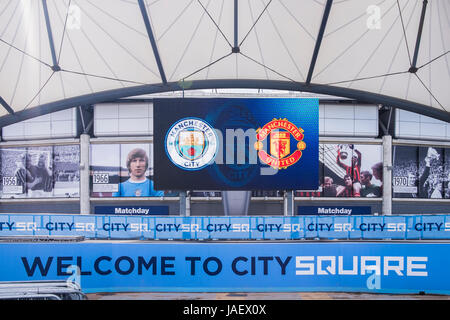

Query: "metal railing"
<box><xmin>1</xmin><ymin>214</ymin><xmax>450</xmax><ymax>240</ymax></box>
<box><xmin>0</xmin><ymin>281</ymin><xmax>87</xmax><ymax>300</ymax></box>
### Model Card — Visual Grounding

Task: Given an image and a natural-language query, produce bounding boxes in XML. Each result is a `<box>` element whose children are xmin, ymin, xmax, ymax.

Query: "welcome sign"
<box><xmin>1</xmin><ymin>242</ymin><xmax>449</xmax><ymax>294</ymax></box>
<box><xmin>153</xmin><ymin>98</ymin><xmax>319</xmax><ymax>190</ymax></box>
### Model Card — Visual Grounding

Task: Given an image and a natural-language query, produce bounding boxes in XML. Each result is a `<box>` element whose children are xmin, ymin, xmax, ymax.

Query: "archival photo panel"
<box><xmin>445</xmin><ymin>148</ymin><xmax>450</xmax><ymax>199</ymax></box>
<box><xmin>53</xmin><ymin>145</ymin><xmax>80</xmax><ymax>197</ymax></box>
<box><xmin>322</xmin><ymin>143</ymin><xmax>359</xmax><ymax>197</ymax></box>
<box><xmin>116</xmin><ymin>143</ymin><xmax>163</xmax><ymax>197</ymax></box>
<box><xmin>25</xmin><ymin>146</ymin><xmax>54</xmax><ymax>198</ymax></box>
<box><xmin>393</xmin><ymin>145</ymin><xmax>418</xmax><ymax>198</ymax></box>
<box><xmin>418</xmin><ymin>146</ymin><xmax>445</xmax><ymax>199</ymax></box>
<box><xmin>354</xmin><ymin>144</ymin><xmax>383</xmax><ymax>198</ymax></box>
<box><xmin>90</xmin><ymin>144</ymin><xmax>120</xmax><ymax>197</ymax></box>
<box><xmin>1</xmin><ymin>147</ymin><xmax>28</xmax><ymax>198</ymax></box>
<box><xmin>322</xmin><ymin>144</ymin><xmax>345</xmax><ymax>197</ymax></box>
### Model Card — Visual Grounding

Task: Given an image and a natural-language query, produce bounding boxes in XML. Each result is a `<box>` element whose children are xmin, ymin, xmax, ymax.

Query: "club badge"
<box><xmin>254</xmin><ymin>118</ymin><xmax>306</xmax><ymax>169</ymax></box>
<box><xmin>165</xmin><ymin>118</ymin><xmax>218</xmax><ymax>171</ymax></box>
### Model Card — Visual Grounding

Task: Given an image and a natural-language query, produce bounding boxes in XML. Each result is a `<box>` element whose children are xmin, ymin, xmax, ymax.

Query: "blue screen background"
<box><xmin>153</xmin><ymin>98</ymin><xmax>318</xmax><ymax>190</ymax></box>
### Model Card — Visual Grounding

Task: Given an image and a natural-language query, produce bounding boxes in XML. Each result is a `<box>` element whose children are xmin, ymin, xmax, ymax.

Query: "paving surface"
<box><xmin>86</xmin><ymin>291</ymin><xmax>450</xmax><ymax>300</ymax></box>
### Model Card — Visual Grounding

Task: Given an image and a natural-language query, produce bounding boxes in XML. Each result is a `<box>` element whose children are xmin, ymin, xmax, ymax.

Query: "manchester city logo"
<box><xmin>165</xmin><ymin>117</ymin><xmax>218</xmax><ymax>170</ymax></box>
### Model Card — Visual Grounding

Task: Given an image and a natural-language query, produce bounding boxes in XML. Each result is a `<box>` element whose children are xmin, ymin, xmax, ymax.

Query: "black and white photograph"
<box><xmin>393</xmin><ymin>145</ymin><xmax>419</xmax><ymax>198</ymax></box>
<box><xmin>418</xmin><ymin>146</ymin><xmax>445</xmax><ymax>199</ymax></box>
<box><xmin>445</xmin><ymin>149</ymin><xmax>450</xmax><ymax>199</ymax></box>
<box><xmin>90</xmin><ymin>144</ymin><xmax>120</xmax><ymax>197</ymax></box>
<box><xmin>1</xmin><ymin>146</ymin><xmax>80</xmax><ymax>199</ymax></box>
<box><xmin>25</xmin><ymin>146</ymin><xmax>54</xmax><ymax>198</ymax></box>
<box><xmin>53</xmin><ymin>145</ymin><xmax>80</xmax><ymax>197</ymax></box>
<box><xmin>393</xmin><ymin>146</ymin><xmax>448</xmax><ymax>199</ymax></box>
<box><xmin>1</xmin><ymin>147</ymin><xmax>54</xmax><ymax>198</ymax></box>
<box><xmin>1</xmin><ymin>147</ymin><xmax>28</xmax><ymax>198</ymax></box>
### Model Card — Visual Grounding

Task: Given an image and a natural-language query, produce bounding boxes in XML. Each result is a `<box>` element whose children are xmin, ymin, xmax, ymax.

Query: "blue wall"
<box><xmin>1</xmin><ymin>242</ymin><xmax>448</xmax><ymax>294</ymax></box>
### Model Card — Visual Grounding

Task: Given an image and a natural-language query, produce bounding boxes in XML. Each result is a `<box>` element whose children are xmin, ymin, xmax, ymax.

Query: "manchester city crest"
<box><xmin>165</xmin><ymin>118</ymin><xmax>218</xmax><ymax>170</ymax></box>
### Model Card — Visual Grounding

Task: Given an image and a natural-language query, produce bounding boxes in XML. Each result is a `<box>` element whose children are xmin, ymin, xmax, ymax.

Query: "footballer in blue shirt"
<box><xmin>113</xmin><ymin>148</ymin><xmax>164</xmax><ymax>197</ymax></box>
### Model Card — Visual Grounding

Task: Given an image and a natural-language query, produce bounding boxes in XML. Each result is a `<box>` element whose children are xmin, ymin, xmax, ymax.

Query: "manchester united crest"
<box><xmin>254</xmin><ymin>118</ymin><xmax>306</xmax><ymax>169</ymax></box>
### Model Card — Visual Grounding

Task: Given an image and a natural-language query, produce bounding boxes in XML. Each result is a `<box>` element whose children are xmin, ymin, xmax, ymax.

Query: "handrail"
<box><xmin>0</xmin><ymin>280</ymin><xmax>87</xmax><ymax>300</ymax></box>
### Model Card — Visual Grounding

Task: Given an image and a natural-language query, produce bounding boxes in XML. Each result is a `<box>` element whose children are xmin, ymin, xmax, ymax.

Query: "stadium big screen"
<box><xmin>153</xmin><ymin>98</ymin><xmax>319</xmax><ymax>190</ymax></box>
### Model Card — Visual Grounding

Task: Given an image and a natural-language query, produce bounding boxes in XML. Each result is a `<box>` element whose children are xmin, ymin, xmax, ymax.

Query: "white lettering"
<box><xmin>16</xmin><ymin>222</ymin><xmax>36</xmax><ymax>231</ymax></box>
<box><xmin>361</xmin><ymin>256</ymin><xmax>381</xmax><ymax>276</ymax></box>
<box><xmin>338</xmin><ymin>256</ymin><xmax>358</xmax><ymax>275</ymax></box>
<box><xmin>407</xmin><ymin>257</ymin><xmax>428</xmax><ymax>276</ymax></box>
<box><xmin>317</xmin><ymin>256</ymin><xmax>336</xmax><ymax>275</ymax></box>
<box><xmin>295</xmin><ymin>256</ymin><xmax>315</xmax><ymax>275</ymax></box>
<box><xmin>383</xmin><ymin>256</ymin><xmax>404</xmax><ymax>276</ymax></box>
<box><xmin>295</xmin><ymin>256</ymin><xmax>428</xmax><ymax>277</ymax></box>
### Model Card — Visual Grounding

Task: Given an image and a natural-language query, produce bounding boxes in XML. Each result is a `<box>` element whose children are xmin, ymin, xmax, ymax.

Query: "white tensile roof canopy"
<box><xmin>0</xmin><ymin>0</ymin><xmax>448</xmax><ymax>126</ymax></box>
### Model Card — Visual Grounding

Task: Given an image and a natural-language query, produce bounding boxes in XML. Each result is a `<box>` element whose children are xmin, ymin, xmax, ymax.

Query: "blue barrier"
<box><xmin>1</xmin><ymin>242</ymin><xmax>449</xmax><ymax>294</ymax></box>
<box><xmin>1</xmin><ymin>214</ymin><xmax>450</xmax><ymax>240</ymax></box>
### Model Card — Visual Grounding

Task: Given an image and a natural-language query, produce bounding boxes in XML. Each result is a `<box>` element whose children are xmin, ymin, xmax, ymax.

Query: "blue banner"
<box><xmin>94</xmin><ymin>206</ymin><xmax>169</xmax><ymax>215</ymax></box>
<box><xmin>153</xmin><ymin>98</ymin><xmax>319</xmax><ymax>190</ymax></box>
<box><xmin>1</xmin><ymin>214</ymin><xmax>450</xmax><ymax>240</ymax></box>
<box><xmin>0</xmin><ymin>242</ymin><xmax>449</xmax><ymax>294</ymax></box>
<box><xmin>298</xmin><ymin>206</ymin><xmax>371</xmax><ymax>215</ymax></box>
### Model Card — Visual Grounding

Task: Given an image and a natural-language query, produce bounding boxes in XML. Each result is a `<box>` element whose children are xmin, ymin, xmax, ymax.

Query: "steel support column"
<box><xmin>306</xmin><ymin>0</ymin><xmax>333</xmax><ymax>84</ymax></box>
<box><xmin>137</xmin><ymin>0</ymin><xmax>167</xmax><ymax>83</ymax></box>
<box><xmin>42</xmin><ymin>0</ymin><xmax>60</xmax><ymax>71</ymax></box>
<box><xmin>409</xmin><ymin>0</ymin><xmax>428</xmax><ymax>73</ymax></box>
<box><xmin>80</xmin><ymin>133</ymin><xmax>90</xmax><ymax>215</ymax></box>
<box><xmin>382</xmin><ymin>135</ymin><xmax>392</xmax><ymax>215</ymax></box>
<box><xmin>283</xmin><ymin>190</ymin><xmax>294</xmax><ymax>216</ymax></box>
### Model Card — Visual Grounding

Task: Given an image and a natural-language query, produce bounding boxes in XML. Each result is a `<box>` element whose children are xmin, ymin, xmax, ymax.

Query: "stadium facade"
<box><xmin>0</xmin><ymin>0</ymin><xmax>449</xmax><ymax>297</ymax></box>
<box><xmin>0</xmin><ymin>0</ymin><xmax>448</xmax><ymax>217</ymax></box>
<box><xmin>0</xmin><ymin>94</ymin><xmax>448</xmax><ymax>217</ymax></box>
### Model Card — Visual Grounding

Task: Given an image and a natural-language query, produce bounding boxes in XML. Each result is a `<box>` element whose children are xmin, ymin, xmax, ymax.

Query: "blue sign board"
<box><xmin>0</xmin><ymin>242</ymin><xmax>449</xmax><ymax>294</ymax></box>
<box><xmin>153</xmin><ymin>98</ymin><xmax>319</xmax><ymax>190</ymax></box>
<box><xmin>1</xmin><ymin>214</ymin><xmax>450</xmax><ymax>240</ymax></box>
<box><xmin>94</xmin><ymin>206</ymin><xmax>169</xmax><ymax>215</ymax></box>
<box><xmin>298</xmin><ymin>206</ymin><xmax>371</xmax><ymax>215</ymax></box>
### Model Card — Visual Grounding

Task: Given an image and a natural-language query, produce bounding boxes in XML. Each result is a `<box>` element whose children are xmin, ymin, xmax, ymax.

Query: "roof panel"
<box><xmin>148</xmin><ymin>0</ymin><xmax>233</xmax><ymax>82</ymax></box>
<box><xmin>0</xmin><ymin>0</ymin><xmax>447</xmax><ymax>125</ymax></box>
<box><xmin>314</xmin><ymin>0</ymin><xmax>409</xmax><ymax>83</ymax></box>
<box><xmin>410</xmin><ymin>0</ymin><xmax>450</xmax><ymax>69</ymax></box>
<box><xmin>0</xmin><ymin>41</ymin><xmax>54</xmax><ymax>113</ymax></box>
<box><xmin>57</xmin><ymin>0</ymin><xmax>161</xmax><ymax>83</ymax></box>
<box><xmin>28</xmin><ymin>68</ymin><xmax>138</xmax><ymax>109</ymax></box>
<box><xmin>239</xmin><ymin>0</ymin><xmax>324</xmax><ymax>82</ymax></box>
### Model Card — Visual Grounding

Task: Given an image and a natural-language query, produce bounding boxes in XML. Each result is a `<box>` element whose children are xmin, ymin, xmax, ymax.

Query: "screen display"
<box><xmin>153</xmin><ymin>98</ymin><xmax>319</xmax><ymax>190</ymax></box>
